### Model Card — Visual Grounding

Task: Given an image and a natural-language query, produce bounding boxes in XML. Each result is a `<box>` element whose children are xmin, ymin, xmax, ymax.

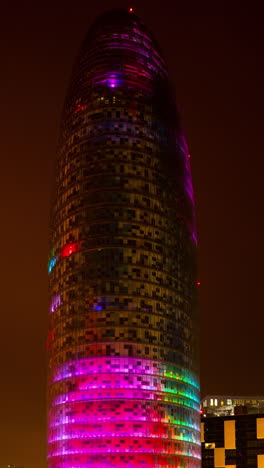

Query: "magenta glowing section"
<box><xmin>49</xmin><ymin>294</ymin><xmax>61</xmax><ymax>313</ymax></box>
<box><xmin>48</xmin><ymin>356</ymin><xmax>200</xmax><ymax>464</ymax></box>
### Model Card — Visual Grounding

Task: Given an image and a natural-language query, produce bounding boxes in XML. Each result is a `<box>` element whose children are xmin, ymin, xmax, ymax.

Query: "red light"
<box><xmin>61</xmin><ymin>242</ymin><xmax>80</xmax><ymax>258</ymax></box>
<box><xmin>196</xmin><ymin>281</ymin><xmax>201</xmax><ymax>286</ymax></box>
<box><xmin>188</xmin><ymin>154</ymin><xmax>191</xmax><ymax>158</ymax></box>
<box><xmin>46</xmin><ymin>331</ymin><xmax>54</xmax><ymax>349</ymax></box>
<box><xmin>74</xmin><ymin>104</ymin><xmax>86</xmax><ymax>113</ymax></box>
<box><xmin>129</xmin><ymin>7</ymin><xmax>134</xmax><ymax>13</ymax></box>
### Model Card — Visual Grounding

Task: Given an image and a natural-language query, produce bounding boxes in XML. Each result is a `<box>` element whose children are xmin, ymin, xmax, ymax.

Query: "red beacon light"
<box><xmin>129</xmin><ymin>7</ymin><xmax>134</xmax><ymax>13</ymax></box>
<box><xmin>196</xmin><ymin>281</ymin><xmax>201</xmax><ymax>286</ymax></box>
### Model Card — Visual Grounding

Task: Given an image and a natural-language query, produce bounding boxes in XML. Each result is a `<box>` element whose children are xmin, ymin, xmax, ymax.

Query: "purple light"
<box><xmin>48</xmin><ymin>355</ymin><xmax>200</xmax><ymax>464</ymax></box>
<box><xmin>92</xmin><ymin>297</ymin><xmax>106</xmax><ymax>311</ymax></box>
<box><xmin>49</xmin><ymin>294</ymin><xmax>61</xmax><ymax>313</ymax></box>
<box><xmin>107</xmin><ymin>74</ymin><xmax>120</xmax><ymax>88</ymax></box>
<box><xmin>51</xmin><ymin>357</ymin><xmax>199</xmax><ymax>389</ymax></box>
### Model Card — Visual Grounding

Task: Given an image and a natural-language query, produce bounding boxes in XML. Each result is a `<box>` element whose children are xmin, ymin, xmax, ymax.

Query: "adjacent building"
<box><xmin>47</xmin><ymin>9</ymin><xmax>200</xmax><ymax>467</ymax></box>
<box><xmin>201</xmin><ymin>413</ymin><xmax>264</xmax><ymax>467</ymax></box>
<box><xmin>202</xmin><ymin>396</ymin><xmax>264</xmax><ymax>417</ymax></box>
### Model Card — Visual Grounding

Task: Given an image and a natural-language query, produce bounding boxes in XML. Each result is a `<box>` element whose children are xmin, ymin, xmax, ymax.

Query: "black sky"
<box><xmin>0</xmin><ymin>0</ymin><xmax>263</xmax><ymax>466</ymax></box>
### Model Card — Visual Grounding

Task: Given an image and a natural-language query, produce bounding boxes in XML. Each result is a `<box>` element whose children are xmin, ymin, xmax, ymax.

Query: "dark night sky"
<box><xmin>0</xmin><ymin>1</ymin><xmax>263</xmax><ymax>466</ymax></box>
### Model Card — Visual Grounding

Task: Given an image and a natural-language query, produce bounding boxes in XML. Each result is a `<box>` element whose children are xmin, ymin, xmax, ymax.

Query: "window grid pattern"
<box><xmin>48</xmin><ymin>9</ymin><xmax>200</xmax><ymax>468</ymax></box>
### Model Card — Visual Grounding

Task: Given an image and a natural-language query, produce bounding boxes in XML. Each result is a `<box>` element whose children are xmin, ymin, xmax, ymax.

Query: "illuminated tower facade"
<box><xmin>47</xmin><ymin>9</ymin><xmax>200</xmax><ymax>468</ymax></box>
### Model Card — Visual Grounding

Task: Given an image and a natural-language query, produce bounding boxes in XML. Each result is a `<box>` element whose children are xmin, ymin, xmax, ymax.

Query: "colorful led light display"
<box><xmin>48</xmin><ymin>8</ymin><xmax>200</xmax><ymax>468</ymax></box>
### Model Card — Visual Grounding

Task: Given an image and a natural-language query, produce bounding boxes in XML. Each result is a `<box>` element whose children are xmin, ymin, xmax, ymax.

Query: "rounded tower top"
<box><xmin>68</xmin><ymin>7</ymin><xmax>167</xmax><ymax>96</ymax></box>
<box><xmin>85</xmin><ymin>7</ymin><xmax>163</xmax><ymax>55</ymax></box>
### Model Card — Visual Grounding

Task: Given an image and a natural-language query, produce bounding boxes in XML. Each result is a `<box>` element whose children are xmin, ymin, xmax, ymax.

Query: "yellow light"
<box><xmin>205</xmin><ymin>442</ymin><xmax>215</xmax><ymax>449</ymax></box>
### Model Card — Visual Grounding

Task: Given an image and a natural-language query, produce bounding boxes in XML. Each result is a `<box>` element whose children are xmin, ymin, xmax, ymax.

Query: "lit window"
<box><xmin>210</xmin><ymin>399</ymin><xmax>214</xmax><ymax>406</ymax></box>
<box><xmin>214</xmin><ymin>399</ymin><xmax>218</xmax><ymax>406</ymax></box>
<box><xmin>227</xmin><ymin>399</ymin><xmax>232</xmax><ymax>405</ymax></box>
<box><xmin>205</xmin><ymin>443</ymin><xmax>215</xmax><ymax>449</ymax></box>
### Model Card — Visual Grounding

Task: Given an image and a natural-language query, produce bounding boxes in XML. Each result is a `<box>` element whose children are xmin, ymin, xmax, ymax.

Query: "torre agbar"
<box><xmin>47</xmin><ymin>9</ymin><xmax>200</xmax><ymax>468</ymax></box>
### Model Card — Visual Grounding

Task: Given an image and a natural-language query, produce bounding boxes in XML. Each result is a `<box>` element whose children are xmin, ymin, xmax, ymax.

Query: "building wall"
<box><xmin>47</xmin><ymin>9</ymin><xmax>200</xmax><ymax>468</ymax></box>
<box><xmin>202</xmin><ymin>414</ymin><xmax>264</xmax><ymax>467</ymax></box>
<box><xmin>202</xmin><ymin>396</ymin><xmax>264</xmax><ymax>417</ymax></box>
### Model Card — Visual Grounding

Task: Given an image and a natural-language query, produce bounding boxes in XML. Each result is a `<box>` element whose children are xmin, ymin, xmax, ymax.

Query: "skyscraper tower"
<box><xmin>47</xmin><ymin>9</ymin><xmax>200</xmax><ymax>468</ymax></box>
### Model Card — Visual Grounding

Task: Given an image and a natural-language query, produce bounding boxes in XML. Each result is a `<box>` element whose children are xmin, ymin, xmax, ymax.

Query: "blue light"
<box><xmin>48</xmin><ymin>257</ymin><xmax>57</xmax><ymax>274</ymax></box>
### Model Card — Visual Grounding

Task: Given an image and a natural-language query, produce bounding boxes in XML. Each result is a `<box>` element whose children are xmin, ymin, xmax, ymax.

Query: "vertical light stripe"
<box><xmin>214</xmin><ymin>447</ymin><xmax>225</xmax><ymax>467</ymax></box>
<box><xmin>201</xmin><ymin>422</ymin><xmax>204</xmax><ymax>442</ymax></box>
<box><xmin>224</xmin><ymin>419</ymin><xmax>236</xmax><ymax>449</ymax></box>
<box><xmin>258</xmin><ymin>454</ymin><xmax>264</xmax><ymax>468</ymax></box>
<box><xmin>257</xmin><ymin>418</ymin><xmax>264</xmax><ymax>439</ymax></box>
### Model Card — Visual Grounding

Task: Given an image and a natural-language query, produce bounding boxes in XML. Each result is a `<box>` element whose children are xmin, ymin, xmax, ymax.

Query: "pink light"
<box><xmin>49</xmin><ymin>294</ymin><xmax>61</xmax><ymax>313</ymax></box>
<box><xmin>52</xmin><ymin>388</ymin><xmax>199</xmax><ymax>409</ymax></box>
<box><xmin>51</xmin><ymin>357</ymin><xmax>199</xmax><ymax>389</ymax></box>
<box><xmin>48</xmin><ymin>420</ymin><xmax>199</xmax><ymax>443</ymax></box>
<box><xmin>47</xmin><ymin>454</ymin><xmax>202</xmax><ymax>467</ymax></box>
